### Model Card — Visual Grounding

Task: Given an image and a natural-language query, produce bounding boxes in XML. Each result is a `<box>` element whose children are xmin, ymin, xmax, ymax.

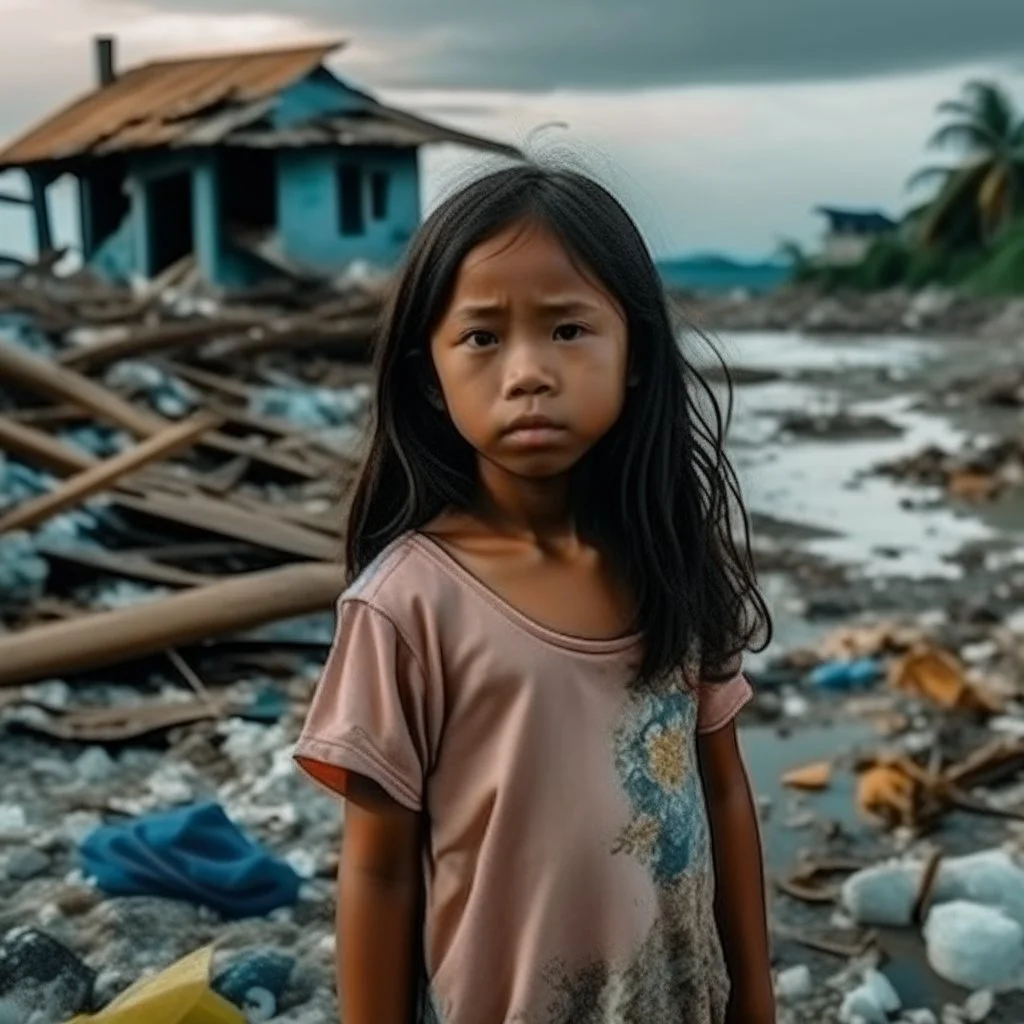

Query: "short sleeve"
<box><xmin>696</xmin><ymin>663</ymin><xmax>753</xmax><ymax>735</ymax></box>
<box><xmin>293</xmin><ymin>599</ymin><xmax>434</xmax><ymax>811</ymax></box>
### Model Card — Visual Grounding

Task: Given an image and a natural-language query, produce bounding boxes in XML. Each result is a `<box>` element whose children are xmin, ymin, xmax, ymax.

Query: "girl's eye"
<box><xmin>554</xmin><ymin>323</ymin><xmax>585</xmax><ymax>342</ymax></box>
<box><xmin>464</xmin><ymin>330</ymin><xmax>498</xmax><ymax>349</ymax></box>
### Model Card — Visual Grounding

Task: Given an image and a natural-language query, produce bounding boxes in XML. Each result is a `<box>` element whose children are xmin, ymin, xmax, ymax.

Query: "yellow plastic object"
<box><xmin>65</xmin><ymin>945</ymin><xmax>244</xmax><ymax>1024</ymax></box>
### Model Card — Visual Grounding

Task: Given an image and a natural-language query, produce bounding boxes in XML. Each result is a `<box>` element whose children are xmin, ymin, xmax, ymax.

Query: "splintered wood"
<box><xmin>0</xmin><ymin>255</ymin><xmax>378</xmax><ymax>701</ymax></box>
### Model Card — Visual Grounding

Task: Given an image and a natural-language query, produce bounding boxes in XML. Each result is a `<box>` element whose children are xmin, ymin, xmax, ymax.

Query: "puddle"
<box><xmin>741</xmin><ymin>718</ymin><xmax>877</xmax><ymax>871</ymax></box>
<box><xmin>693</xmin><ymin>331</ymin><xmax>1022</xmax><ymax>579</ymax></box>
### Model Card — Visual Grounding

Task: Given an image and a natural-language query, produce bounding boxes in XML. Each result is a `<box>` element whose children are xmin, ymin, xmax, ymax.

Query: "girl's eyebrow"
<box><xmin>536</xmin><ymin>298</ymin><xmax>602</xmax><ymax>315</ymax></box>
<box><xmin>452</xmin><ymin>301</ymin><xmax>505</xmax><ymax>319</ymax></box>
<box><xmin>453</xmin><ymin>297</ymin><xmax>603</xmax><ymax>320</ymax></box>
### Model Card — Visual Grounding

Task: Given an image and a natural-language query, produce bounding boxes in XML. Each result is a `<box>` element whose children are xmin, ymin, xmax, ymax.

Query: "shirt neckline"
<box><xmin>409</xmin><ymin>532</ymin><xmax>644</xmax><ymax>656</ymax></box>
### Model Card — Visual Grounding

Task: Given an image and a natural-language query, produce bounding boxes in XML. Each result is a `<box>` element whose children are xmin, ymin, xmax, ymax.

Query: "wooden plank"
<box><xmin>0</xmin><ymin>412</ymin><xmax>222</xmax><ymax>534</ymax></box>
<box><xmin>161</xmin><ymin>360</ymin><xmax>254</xmax><ymax>402</ymax></box>
<box><xmin>0</xmin><ymin>415</ymin><xmax>97</xmax><ymax>475</ymax></box>
<box><xmin>0</xmin><ymin>337</ymin><xmax>164</xmax><ymax>438</ymax></box>
<box><xmin>202</xmin><ymin>316</ymin><xmax>376</xmax><ymax>360</ymax></box>
<box><xmin>60</xmin><ymin>316</ymin><xmax>264</xmax><ymax>372</ymax></box>
<box><xmin>0</xmin><ymin>561</ymin><xmax>347</xmax><ymax>687</ymax></box>
<box><xmin>8</xmin><ymin>405</ymin><xmax>82</xmax><ymax>426</ymax></box>
<box><xmin>36</xmin><ymin>542</ymin><xmax>217</xmax><ymax>589</ymax></box>
<box><xmin>230</xmin><ymin>492</ymin><xmax>340</xmax><ymax>536</ymax></box>
<box><xmin>110</xmin><ymin>490</ymin><xmax>339</xmax><ymax>561</ymax></box>
<box><xmin>0</xmin><ymin>341</ymin><xmax>318</xmax><ymax>481</ymax></box>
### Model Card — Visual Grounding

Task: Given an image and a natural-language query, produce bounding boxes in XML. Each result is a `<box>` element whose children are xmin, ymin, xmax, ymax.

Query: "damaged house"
<box><xmin>0</xmin><ymin>37</ymin><xmax>517</xmax><ymax>288</ymax></box>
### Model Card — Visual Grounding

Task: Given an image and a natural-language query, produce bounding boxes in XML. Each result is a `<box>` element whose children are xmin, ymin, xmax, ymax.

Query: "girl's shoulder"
<box><xmin>341</xmin><ymin>531</ymin><xmax>474</xmax><ymax>643</ymax></box>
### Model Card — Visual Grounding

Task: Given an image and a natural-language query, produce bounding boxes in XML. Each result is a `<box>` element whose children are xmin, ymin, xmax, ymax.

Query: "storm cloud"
<box><xmin>140</xmin><ymin>0</ymin><xmax>1024</xmax><ymax>91</ymax></box>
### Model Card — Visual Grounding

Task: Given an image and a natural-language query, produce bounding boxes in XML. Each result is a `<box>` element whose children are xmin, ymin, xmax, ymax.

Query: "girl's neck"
<box><xmin>473</xmin><ymin>461</ymin><xmax>575</xmax><ymax>544</ymax></box>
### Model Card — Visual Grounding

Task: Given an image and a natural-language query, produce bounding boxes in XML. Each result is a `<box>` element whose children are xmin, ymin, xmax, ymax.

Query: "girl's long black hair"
<box><xmin>346</xmin><ymin>162</ymin><xmax>771</xmax><ymax>684</ymax></box>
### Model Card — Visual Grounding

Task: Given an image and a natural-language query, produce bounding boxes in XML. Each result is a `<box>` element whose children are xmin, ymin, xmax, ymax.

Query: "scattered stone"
<box><xmin>0</xmin><ymin>805</ymin><xmax>26</xmax><ymax>832</ymax></box>
<box><xmin>61</xmin><ymin>812</ymin><xmax>103</xmax><ymax>846</ymax></box>
<box><xmin>962</xmin><ymin>989</ymin><xmax>995</xmax><ymax>1022</ymax></box>
<box><xmin>3</xmin><ymin>848</ymin><xmax>51</xmax><ymax>882</ymax></box>
<box><xmin>925</xmin><ymin>901</ymin><xmax>1024</xmax><ymax>991</ymax></box>
<box><xmin>0</xmin><ymin>928</ymin><xmax>95</xmax><ymax>1024</ymax></box>
<box><xmin>903</xmin><ymin>1009</ymin><xmax>939</xmax><ymax>1024</ymax></box>
<box><xmin>775</xmin><ymin>963</ymin><xmax>812</xmax><ymax>1002</ymax></box>
<box><xmin>73</xmin><ymin>746</ymin><xmax>118</xmax><ymax>785</ymax></box>
<box><xmin>53</xmin><ymin>886</ymin><xmax>100</xmax><ymax>918</ymax></box>
<box><xmin>780</xmin><ymin>410</ymin><xmax>902</xmax><ymax>440</ymax></box>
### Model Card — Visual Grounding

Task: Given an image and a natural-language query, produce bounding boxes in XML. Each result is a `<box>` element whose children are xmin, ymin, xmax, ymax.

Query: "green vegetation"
<box><xmin>787</xmin><ymin>81</ymin><xmax>1024</xmax><ymax>295</ymax></box>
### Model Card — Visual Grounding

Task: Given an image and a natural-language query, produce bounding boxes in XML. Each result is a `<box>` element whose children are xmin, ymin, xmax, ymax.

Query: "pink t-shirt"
<box><xmin>294</xmin><ymin>533</ymin><xmax>753</xmax><ymax>1024</ymax></box>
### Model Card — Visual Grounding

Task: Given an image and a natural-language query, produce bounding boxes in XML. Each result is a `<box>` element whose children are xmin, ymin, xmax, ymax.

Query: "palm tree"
<box><xmin>907</xmin><ymin>80</ymin><xmax>1024</xmax><ymax>247</ymax></box>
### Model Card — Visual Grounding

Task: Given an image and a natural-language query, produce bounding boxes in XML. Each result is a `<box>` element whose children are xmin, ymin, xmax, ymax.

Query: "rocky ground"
<box><xmin>676</xmin><ymin>285</ymin><xmax>1024</xmax><ymax>343</ymax></box>
<box><xmin>2</xmin><ymin>298</ymin><xmax>1024</xmax><ymax>1022</ymax></box>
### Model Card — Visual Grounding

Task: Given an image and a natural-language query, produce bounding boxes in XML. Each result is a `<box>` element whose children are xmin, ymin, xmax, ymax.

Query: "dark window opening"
<box><xmin>370</xmin><ymin>171</ymin><xmax>389</xmax><ymax>221</ymax></box>
<box><xmin>147</xmin><ymin>170</ymin><xmax>193</xmax><ymax>276</ymax></box>
<box><xmin>85</xmin><ymin>157</ymin><xmax>129</xmax><ymax>256</ymax></box>
<box><xmin>337</xmin><ymin>165</ymin><xmax>364</xmax><ymax>236</ymax></box>
<box><xmin>220</xmin><ymin>149</ymin><xmax>277</xmax><ymax>234</ymax></box>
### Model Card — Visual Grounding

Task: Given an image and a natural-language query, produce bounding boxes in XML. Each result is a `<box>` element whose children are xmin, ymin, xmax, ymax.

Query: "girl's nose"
<box><xmin>503</xmin><ymin>354</ymin><xmax>556</xmax><ymax>398</ymax></box>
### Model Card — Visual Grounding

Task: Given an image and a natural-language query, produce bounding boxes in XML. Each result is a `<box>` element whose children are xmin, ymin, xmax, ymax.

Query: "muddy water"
<box><xmin>708</xmin><ymin>331</ymin><xmax>1023</xmax><ymax>578</ymax></box>
<box><xmin>707</xmin><ymin>331</ymin><xmax>1024</xmax><ymax>1011</ymax></box>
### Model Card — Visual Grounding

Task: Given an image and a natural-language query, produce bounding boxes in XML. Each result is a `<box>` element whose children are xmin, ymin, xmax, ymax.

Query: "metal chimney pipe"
<box><xmin>95</xmin><ymin>36</ymin><xmax>116</xmax><ymax>87</ymax></box>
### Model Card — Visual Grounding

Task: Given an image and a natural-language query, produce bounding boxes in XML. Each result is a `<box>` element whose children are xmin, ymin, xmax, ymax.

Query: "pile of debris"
<box><xmin>0</xmin><ymin>251</ymin><xmax>386</xmax><ymax>691</ymax></box>
<box><xmin>0</xmin><ymin>254</ymin><xmax>387</xmax><ymax>1022</ymax></box>
<box><xmin>764</xmin><ymin>613</ymin><xmax>1024</xmax><ymax>1021</ymax></box>
<box><xmin>874</xmin><ymin>439</ymin><xmax>1024</xmax><ymax>503</ymax></box>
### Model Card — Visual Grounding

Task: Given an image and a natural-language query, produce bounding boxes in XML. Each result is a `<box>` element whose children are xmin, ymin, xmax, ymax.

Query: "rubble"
<box><xmin>875</xmin><ymin>439</ymin><xmax>1024</xmax><ymax>503</ymax></box>
<box><xmin>3</xmin><ymin>258</ymin><xmax>1024</xmax><ymax>1021</ymax></box>
<box><xmin>676</xmin><ymin>286</ymin><xmax>1024</xmax><ymax>340</ymax></box>
<box><xmin>0</xmin><ymin>254</ymin><xmax>378</xmax><ymax>1022</ymax></box>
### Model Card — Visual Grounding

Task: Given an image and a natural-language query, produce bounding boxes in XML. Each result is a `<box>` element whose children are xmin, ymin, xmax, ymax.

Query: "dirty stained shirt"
<box><xmin>293</xmin><ymin>533</ymin><xmax>753</xmax><ymax>1024</ymax></box>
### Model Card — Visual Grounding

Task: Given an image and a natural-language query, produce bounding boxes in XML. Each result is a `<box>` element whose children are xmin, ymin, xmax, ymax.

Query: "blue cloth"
<box><xmin>79</xmin><ymin>801</ymin><xmax>301</xmax><ymax>919</ymax></box>
<box><xmin>808</xmin><ymin>657</ymin><xmax>884</xmax><ymax>691</ymax></box>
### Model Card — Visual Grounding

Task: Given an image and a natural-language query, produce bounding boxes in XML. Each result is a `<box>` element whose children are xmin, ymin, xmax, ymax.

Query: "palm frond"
<box><xmin>936</xmin><ymin>100</ymin><xmax>976</xmax><ymax>120</ymax></box>
<box><xmin>928</xmin><ymin>120</ymin><xmax>1000</xmax><ymax>154</ymax></box>
<box><xmin>906</xmin><ymin>165</ymin><xmax>955</xmax><ymax>193</ymax></box>
<box><xmin>960</xmin><ymin>80</ymin><xmax>1017</xmax><ymax>140</ymax></box>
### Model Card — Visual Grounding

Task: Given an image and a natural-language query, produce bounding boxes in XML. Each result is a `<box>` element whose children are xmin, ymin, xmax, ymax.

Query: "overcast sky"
<box><xmin>0</xmin><ymin>0</ymin><xmax>1022</xmax><ymax>259</ymax></box>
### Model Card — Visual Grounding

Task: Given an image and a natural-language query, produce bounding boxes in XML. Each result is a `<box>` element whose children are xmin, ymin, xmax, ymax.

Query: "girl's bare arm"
<box><xmin>698</xmin><ymin>721</ymin><xmax>775</xmax><ymax>1024</ymax></box>
<box><xmin>338</xmin><ymin>775</ymin><xmax>422</xmax><ymax>1024</ymax></box>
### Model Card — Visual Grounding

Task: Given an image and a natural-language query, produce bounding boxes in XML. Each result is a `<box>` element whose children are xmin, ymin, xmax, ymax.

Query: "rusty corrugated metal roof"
<box><xmin>230</xmin><ymin>105</ymin><xmax>521</xmax><ymax>157</ymax></box>
<box><xmin>0</xmin><ymin>41</ymin><xmax>344</xmax><ymax>168</ymax></box>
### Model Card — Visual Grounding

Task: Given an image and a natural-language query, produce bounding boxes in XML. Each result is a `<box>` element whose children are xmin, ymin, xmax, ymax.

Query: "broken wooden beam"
<box><xmin>0</xmin><ymin>412</ymin><xmax>222</xmax><ymax>534</ymax></box>
<box><xmin>201</xmin><ymin>316</ymin><xmax>376</xmax><ymax>360</ymax></box>
<box><xmin>60</xmin><ymin>316</ymin><xmax>264</xmax><ymax>372</ymax></box>
<box><xmin>0</xmin><ymin>561</ymin><xmax>346</xmax><ymax>688</ymax></box>
<box><xmin>36</xmin><ymin>542</ymin><xmax>219</xmax><ymax>589</ymax></box>
<box><xmin>0</xmin><ymin>415</ymin><xmax>97</xmax><ymax>475</ymax></box>
<box><xmin>110</xmin><ymin>490</ymin><xmax>340</xmax><ymax>560</ymax></box>
<box><xmin>0</xmin><ymin>337</ymin><xmax>164</xmax><ymax>438</ymax></box>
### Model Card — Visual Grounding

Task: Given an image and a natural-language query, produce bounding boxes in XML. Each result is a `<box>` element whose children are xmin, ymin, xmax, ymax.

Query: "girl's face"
<box><xmin>429</xmin><ymin>219</ymin><xmax>629</xmax><ymax>482</ymax></box>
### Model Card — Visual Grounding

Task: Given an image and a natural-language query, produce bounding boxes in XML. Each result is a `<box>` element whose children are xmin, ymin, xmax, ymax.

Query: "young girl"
<box><xmin>294</xmin><ymin>164</ymin><xmax>775</xmax><ymax>1024</ymax></box>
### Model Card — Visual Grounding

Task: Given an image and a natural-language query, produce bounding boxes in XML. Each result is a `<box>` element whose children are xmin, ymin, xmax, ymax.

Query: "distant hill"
<box><xmin>657</xmin><ymin>253</ymin><xmax>788</xmax><ymax>293</ymax></box>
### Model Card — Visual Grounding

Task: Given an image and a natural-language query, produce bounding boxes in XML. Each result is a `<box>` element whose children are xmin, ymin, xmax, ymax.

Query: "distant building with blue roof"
<box><xmin>815</xmin><ymin>206</ymin><xmax>898</xmax><ymax>266</ymax></box>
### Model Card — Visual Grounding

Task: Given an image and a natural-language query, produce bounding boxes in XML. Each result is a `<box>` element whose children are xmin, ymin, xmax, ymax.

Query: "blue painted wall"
<box><xmin>89</xmin><ymin>205</ymin><xmax>135</xmax><ymax>282</ymax></box>
<box><xmin>278</xmin><ymin>147</ymin><xmax>420</xmax><ymax>272</ymax></box>
<box><xmin>191</xmin><ymin>152</ymin><xmax>221</xmax><ymax>284</ymax></box>
<box><xmin>273</xmin><ymin>68</ymin><xmax>372</xmax><ymax>126</ymax></box>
